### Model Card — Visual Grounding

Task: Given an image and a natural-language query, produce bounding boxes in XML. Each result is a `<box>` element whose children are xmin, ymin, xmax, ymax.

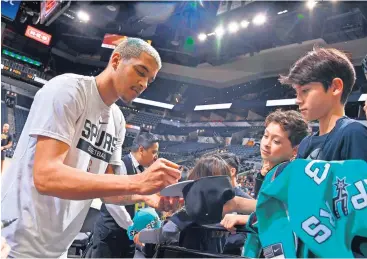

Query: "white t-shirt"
<box><xmin>1</xmin><ymin>74</ymin><xmax>126</xmax><ymax>258</ymax></box>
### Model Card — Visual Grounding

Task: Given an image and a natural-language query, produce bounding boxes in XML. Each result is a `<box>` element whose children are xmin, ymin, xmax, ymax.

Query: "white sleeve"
<box><xmin>28</xmin><ymin>76</ymin><xmax>85</xmax><ymax>146</ymax></box>
<box><xmin>109</xmin><ymin>110</ymin><xmax>126</xmax><ymax>166</ymax></box>
<box><xmin>112</xmin><ymin>162</ymin><xmax>127</xmax><ymax>175</ymax></box>
<box><xmin>105</xmin><ymin>204</ymin><xmax>133</xmax><ymax>230</ymax></box>
<box><xmin>105</xmin><ymin>156</ymin><xmax>132</xmax><ymax>229</ymax></box>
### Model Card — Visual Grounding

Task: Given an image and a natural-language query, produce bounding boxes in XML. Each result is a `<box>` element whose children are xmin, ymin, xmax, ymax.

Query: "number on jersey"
<box><xmin>302</xmin><ymin>216</ymin><xmax>332</xmax><ymax>244</ymax></box>
<box><xmin>305</xmin><ymin>160</ymin><xmax>331</xmax><ymax>185</ymax></box>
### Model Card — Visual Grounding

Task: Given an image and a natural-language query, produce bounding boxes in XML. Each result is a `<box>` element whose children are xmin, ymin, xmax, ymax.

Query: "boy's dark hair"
<box><xmin>279</xmin><ymin>47</ymin><xmax>356</xmax><ymax>104</ymax></box>
<box><xmin>187</xmin><ymin>155</ymin><xmax>231</xmax><ymax>181</ymax></box>
<box><xmin>215</xmin><ymin>152</ymin><xmax>240</xmax><ymax>175</ymax></box>
<box><xmin>131</xmin><ymin>132</ymin><xmax>159</xmax><ymax>152</ymax></box>
<box><xmin>265</xmin><ymin>110</ymin><xmax>310</xmax><ymax>147</ymax></box>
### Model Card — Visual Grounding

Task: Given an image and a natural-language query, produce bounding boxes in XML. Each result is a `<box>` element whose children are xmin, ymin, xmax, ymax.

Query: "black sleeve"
<box><xmin>234</xmin><ymin>187</ymin><xmax>253</xmax><ymax>200</ymax></box>
<box><xmin>296</xmin><ymin>136</ymin><xmax>310</xmax><ymax>159</ymax></box>
<box><xmin>254</xmin><ymin>172</ymin><xmax>265</xmax><ymax>199</ymax></box>
<box><xmin>341</xmin><ymin>122</ymin><xmax>367</xmax><ymax>162</ymax></box>
<box><xmin>8</xmin><ymin>134</ymin><xmax>13</xmax><ymax>143</ymax></box>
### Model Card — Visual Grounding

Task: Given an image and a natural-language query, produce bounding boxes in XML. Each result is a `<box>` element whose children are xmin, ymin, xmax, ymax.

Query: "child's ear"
<box><xmin>331</xmin><ymin>78</ymin><xmax>344</xmax><ymax>98</ymax></box>
<box><xmin>230</xmin><ymin>168</ymin><xmax>237</xmax><ymax>178</ymax></box>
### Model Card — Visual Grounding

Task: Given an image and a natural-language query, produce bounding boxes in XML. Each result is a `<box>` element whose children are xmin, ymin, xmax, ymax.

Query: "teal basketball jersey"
<box><xmin>244</xmin><ymin>159</ymin><xmax>367</xmax><ymax>258</ymax></box>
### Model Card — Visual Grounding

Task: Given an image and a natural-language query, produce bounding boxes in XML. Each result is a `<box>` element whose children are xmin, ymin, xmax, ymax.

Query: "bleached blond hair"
<box><xmin>112</xmin><ymin>37</ymin><xmax>162</xmax><ymax>69</ymax></box>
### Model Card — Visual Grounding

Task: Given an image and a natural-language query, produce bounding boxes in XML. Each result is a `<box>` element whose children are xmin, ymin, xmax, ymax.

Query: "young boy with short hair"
<box><xmin>279</xmin><ymin>47</ymin><xmax>367</xmax><ymax>161</ymax></box>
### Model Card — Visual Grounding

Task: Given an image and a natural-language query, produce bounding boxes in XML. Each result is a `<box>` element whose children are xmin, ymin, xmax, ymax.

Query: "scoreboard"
<box><xmin>40</xmin><ymin>0</ymin><xmax>71</xmax><ymax>26</ymax></box>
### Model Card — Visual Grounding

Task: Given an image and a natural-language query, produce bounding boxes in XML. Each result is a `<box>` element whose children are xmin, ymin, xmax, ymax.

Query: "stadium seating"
<box><xmin>161</xmin><ymin>142</ymin><xmax>221</xmax><ymax>155</ymax></box>
<box><xmin>9</xmin><ymin>104</ymin><xmax>262</xmax><ymax>164</ymax></box>
<box><xmin>14</xmin><ymin>108</ymin><xmax>29</xmax><ymax>139</ymax></box>
<box><xmin>128</xmin><ymin>111</ymin><xmax>163</xmax><ymax>127</ymax></box>
<box><xmin>121</xmin><ymin>108</ymin><xmax>132</xmax><ymax>119</ymax></box>
<box><xmin>139</xmin><ymin>78</ymin><xmax>181</xmax><ymax>103</ymax></box>
<box><xmin>8</xmin><ymin>104</ymin><xmax>263</xmax><ymax>166</ymax></box>
<box><xmin>154</xmin><ymin>123</ymin><xmax>264</xmax><ymax>137</ymax></box>
<box><xmin>1</xmin><ymin>102</ymin><xmax>7</xmax><ymax>126</ymax></box>
<box><xmin>158</xmin><ymin>141</ymin><xmax>181</xmax><ymax>149</ymax></box>
<box><xmin>121</xmin><ymin>135</ymin><xmax>136</xmax><ymax>156</ymax></box>
<box><xmin>120</xmin><ymin>108</ymin><xmax>137</xmax><ymax>121</ymax></box>
<box><xmin>158</xmin><ymin>152</ymin><xmax>181</xmax><ymax>161</ymax></box>
<box><xmin>228</xmin><ymin>145</ymin><xmax>260</xmax><ymax>159</ymax></box>
<box><xmin>1</xmin><ymin>58</ymin><xmax>46</xmax><ymax>79</ymax></box>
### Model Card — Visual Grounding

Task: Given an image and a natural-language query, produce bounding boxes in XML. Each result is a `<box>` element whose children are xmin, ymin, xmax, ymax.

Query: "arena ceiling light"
<box><xmin>240</xmin><ymin>20</ymin><xmax>250</xmax><ymax>28</ymax></box>
<box><xmin>34</xmin><ymin>76</ymin><xmax>47</xmax><ymax>84</ymax></box>
<box><xmin>277</xmin><ymin>10</ymin><xmax>288</xmax><ymax>15</ymax></box>
<box><xmin>214</xmin><ymin>26</ymin><xmax>225</xmax><ymax>37</ymax></box>
<box><xmin>359</xmin><ymin>94</ymin><xmax>367</xmax><ymax>102</ymax></box>
<box><xmin>252</xmin><ymin>14</ymin><xmax>266</xmax><ymax>25</ymax></box>
<box><xmin>266</xmin><ymin>98</ymin><xmax>296</xmax><ymax>107</ymax></box>
<box><xmin>198</xmin><ymin>33</ymin><xmax>207</xmax><ymax>41</ymax></box>
<box><xmin>106</xmin><ymin>5</ymin><xmax>116</xmax><ymax>12</ymax></box>
<box><xmin>77</xmin><ymin>10</ymin><xmax>89</xmax><ymax>22</ymax></box>
<box><xmin>194</xmin><ymin>103</ymin><xmax>232</xmax><ymax>111</ymax></box>
<box><xmin>306</xmin><ymin>0</ymin><xmax>317</xmax><ymax>10</ymax></box>
<box><xmin>228</xmin><ymin>22</ymin><xmax>239</xmax><ymax>33</ymax></box>
<box><xmin>133</xmin><ymin>98</ymin><xmax>174</xmax><ymax>109</ymax></box>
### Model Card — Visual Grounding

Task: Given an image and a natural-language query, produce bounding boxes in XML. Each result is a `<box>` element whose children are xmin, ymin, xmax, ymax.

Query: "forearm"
<box><xmin>2</xmin><ymin>143</ymin><xmax>12</xmax><ymax>150</ymax></box>
<box><xmin>102</xmin><ymin>194</ymin><xmax>145</xmax><ymax>205</ymax></box>
<box><xmin>223</xmin><ymin>197</ymin><xmax>257</xmax><ymax>215</ymax></box>
<box><xmin>101</xmin><ymin>164</ymin><xmax>144</xmax><ymax>205</ymax></box>
<box><xmin>34</xmin><ymin>162</ymin><xmax>142</xmax><ymax>200</ymax></box>
<box><xmin>236</xmin><ymin>215</ymin><xmax>250</xmax><ymax>225</ymax></box>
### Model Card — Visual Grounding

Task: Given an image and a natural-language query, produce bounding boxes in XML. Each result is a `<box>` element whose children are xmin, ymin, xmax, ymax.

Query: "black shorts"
<box><xmin>1</xmin><ymin>151</ymin><xmax>5</xmax><ymax>161</ymax></box>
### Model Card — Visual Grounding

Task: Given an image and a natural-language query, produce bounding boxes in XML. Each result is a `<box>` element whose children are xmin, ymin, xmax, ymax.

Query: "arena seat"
<box><xmin>68</xmin><ymin>207</ymin><xmax>100</xmax><ymax>258</ymax></box>
<box><xmin>128</xmin><ymin>111</ymin><xmax>163</xmax><ymax>127</ymax></box>
<box><xmin>228</xmin><ymin>145</ymin><xmax>260</xmax><ymax>159</ymax></box>
<box><xmin>120</xmin><ymin>107</ymin><xmax>137</xmax><ymax>121</ymax></box>
<box><xmin>161</xmin><ymin>142</ymin><xmax>221</xmax><ymax>155</ymax></box>
<box><xmin>1</xmin><ymin>102</ymin><xmax>7</xmax><ymax>126</ymax></box>
<box><xmin>153</xmin><ymin>124</ymin><xmax>263</xmax><ymax>138</ymax></box>
<box><xmin>121</xmin><ymin>108</ymin><xmax>132</xmax><ymax>118</ymax></box>
<box><xmin>14</xmin><ymin>108</ymin><xmax>29</xmax><ymax>139</ymax></box>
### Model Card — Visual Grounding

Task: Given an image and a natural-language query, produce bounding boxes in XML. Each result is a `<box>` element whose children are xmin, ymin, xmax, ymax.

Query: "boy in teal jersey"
<box><xmin>244</xmin><ymin>159</ymin><xmax>367</xmax><ymax>258</ymax></box>
<box><xmin>221</xmin><ymin>110</ymin><xmax>309</xmax><ymax>238</ymax></box>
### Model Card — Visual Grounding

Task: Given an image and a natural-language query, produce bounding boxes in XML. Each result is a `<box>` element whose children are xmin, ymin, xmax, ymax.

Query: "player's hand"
<box><xmin>221</xmin><ymin>214</ymin><xmax>241</xmax><ymax>234</ymax></box>
<box><xmin>134</xmin><ymin>158</ymin><xmax>181</xmax><ymax>195</ymax></box>
<box><xmin>1</xmin><ymin>237</ymin><xmax>10</xmax><ymax>259</ymax></box>
<box><xmin>220</xmin><ymin>214</ymin><xmax>249</xmax><ymax>234</ymax></box>
<box><xmin>144</xmin><ymin>194</ymin><xmax>184</xmax><ymax>212</ymax></box>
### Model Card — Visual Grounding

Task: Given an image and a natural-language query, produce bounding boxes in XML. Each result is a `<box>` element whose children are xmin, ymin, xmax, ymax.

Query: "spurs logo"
<box><xmin>332</xmin><ymin>177</ymin><xmax>350</xmax><ymax>218</ymax></box>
